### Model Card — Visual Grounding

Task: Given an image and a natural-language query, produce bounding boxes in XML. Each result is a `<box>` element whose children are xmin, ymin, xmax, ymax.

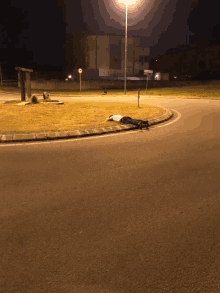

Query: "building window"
<box><xmin>139</xmin><ymin>56</ymin><xmax>148</xmax><ymax>65</ymax></box>
<box><xmin>139</xmin><ymin>70</ymin><xmax>144</xmax><ymax>75</ymax></box>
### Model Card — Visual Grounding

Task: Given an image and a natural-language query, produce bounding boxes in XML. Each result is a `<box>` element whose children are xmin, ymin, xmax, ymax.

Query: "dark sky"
<box><xmin>1</xmin><ymin>0</ymin><xmax>220</xmax><ymax>68</ymax></box>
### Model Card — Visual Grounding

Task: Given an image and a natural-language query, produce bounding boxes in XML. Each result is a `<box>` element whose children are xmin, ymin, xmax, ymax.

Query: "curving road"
<box><xmin>0</xmin><ymin>97</ymin><xmax>220</xmax><ymax>293</ymax></box>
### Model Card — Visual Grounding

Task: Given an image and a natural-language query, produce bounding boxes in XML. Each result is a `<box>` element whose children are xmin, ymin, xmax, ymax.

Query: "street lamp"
<box><xmin>118</xmin><ymin>0</ymin><xmax>139</xmax><ymax>95</ymax></box>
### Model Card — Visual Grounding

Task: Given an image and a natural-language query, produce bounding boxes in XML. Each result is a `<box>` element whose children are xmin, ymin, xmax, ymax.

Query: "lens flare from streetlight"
<box><xmin>116</xmin><ymin>0</ymin><xmax>140</xmax><ymax>9</ymax></box>
<box><xmin>117</xmin><ymin>0</ymin><xmax>138</xmax><ymax>6</ymax></box>
<box><xmin>111</xmin><ymin>0</ymin><xmax>150</xmax><ymax>27</ymax></box>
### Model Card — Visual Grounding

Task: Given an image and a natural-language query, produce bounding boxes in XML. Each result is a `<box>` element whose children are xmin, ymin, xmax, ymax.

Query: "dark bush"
<box><xmin>193</xmin><ymin>70</ymin><xmax>220</xmax><ymax>81</ymax></box>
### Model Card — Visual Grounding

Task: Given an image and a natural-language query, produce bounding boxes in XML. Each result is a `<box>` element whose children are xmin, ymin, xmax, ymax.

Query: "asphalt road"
<box><xmin>0</xmin><ymin>97</ymin><xmax>220</xmax><ymax>293</ymax></box>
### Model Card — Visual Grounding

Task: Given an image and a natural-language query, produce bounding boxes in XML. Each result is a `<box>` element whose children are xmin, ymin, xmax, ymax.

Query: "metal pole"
<box><xmin>124</xmin><ymin>4</ymin><xmax>127</xmax><ymax>95</ymax></box>
<box><xmin>0</xmin><ymin>63</ymin><xmax>3</xmax><ymax>87</ymax></box>
<box><xmin>138</xmin><ymin>88</ymin><xmax>140</xmax><ymax>108</ymax></box>
<box><xmin>146</xmin><ymin>73</ymin><xmax>148</xmax><ymax>91</ymax></box>
<box><xmin>80</xmin><ymin>73</ymin><xmax>81</xmax><ymax>94</ymax></box>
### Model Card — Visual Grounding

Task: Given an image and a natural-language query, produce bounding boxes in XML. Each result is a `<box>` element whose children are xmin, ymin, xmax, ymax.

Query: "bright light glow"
<box><xmin>115</xmin><ymin>0</ymin><xmax>141</xmax><ymax>10</ymax></box>
<box><xmin>155</xmin><ymin>74</ymin><xmax>159</xmax><ymax>80</ymax></box>
<box><xmin>117</xmin><ymin>0</ymin><xmax>138</xmax><ymax>5</ymax></box>
<box><xmin>68</xmin><ymin>75</ymin><xmax>72</xmax><ymax>79</ymax></box>
<box><xmin>110</xmin><ymin>0</ymin><xmax>150</xmax><ymax>27</ymax></box>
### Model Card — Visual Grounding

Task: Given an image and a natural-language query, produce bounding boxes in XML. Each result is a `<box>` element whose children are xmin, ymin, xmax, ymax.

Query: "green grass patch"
<box><xmin>0</xmin><ymin>100</ymin><xmax>165</xmax><ymax>134</ymax></box>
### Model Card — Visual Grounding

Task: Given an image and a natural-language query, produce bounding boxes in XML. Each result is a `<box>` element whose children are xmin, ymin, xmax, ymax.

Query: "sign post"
<box><xmin>144</xmin><ymin>70</ymin><xmax>153</xmax><ymax>91</ymax></box>
<box><xmin>0</xmin><ymin>63</ymin><xmax>3</xmax><ymax>87</ymax></box>
<box><xmin>138</xmin><ymin>88</ymin><xmax>140</xmax><ymax>108</ymax></box>
<box><xmin>78</xmin><ymin>68</ymin><xmax>82</xmax><ymax>95</ymax></box>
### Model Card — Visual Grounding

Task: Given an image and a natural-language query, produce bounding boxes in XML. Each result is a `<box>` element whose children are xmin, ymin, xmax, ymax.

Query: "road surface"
<box><xmin>0</xmin><ymin>97</ymin><xmax>220</xmax><ymax>293</ymax></box>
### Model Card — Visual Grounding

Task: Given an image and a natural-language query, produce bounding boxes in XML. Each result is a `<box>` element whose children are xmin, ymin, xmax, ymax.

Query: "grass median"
<box><xmin>0</xmin><ymin>100</ymin><xmax>165</xmax><ymax>135</ymax></box>
<box><xmin>48</xmin><ymin>83</ymin><xmax>220</xmax><ymax>98</ymax></box>
<box><xmin>1</xmin><ymin>82</ymin><xmax>220</xmax><ymax>98</ymax></box>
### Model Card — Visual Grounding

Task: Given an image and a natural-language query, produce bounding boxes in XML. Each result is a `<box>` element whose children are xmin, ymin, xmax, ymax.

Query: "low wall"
<box><xmin>30</xmin><ymin>80</ymin><xmax>148</xmax><ymax>91</ymax></box>
<box><xmin>1</xmin><ymin>80</ymin><xmax>18</xmax><ymax>88</ymax></box>
<box><xmin>18</xmin><ymin>79</ymin><xmax>220</xmax><ymax>91</ymax></box>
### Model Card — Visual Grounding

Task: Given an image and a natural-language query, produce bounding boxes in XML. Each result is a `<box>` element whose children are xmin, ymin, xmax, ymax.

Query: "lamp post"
<box><xmin>78</xmin><ymin>68</ymin><xmax>82</xmax><ymax>94</ymax></box>
<box><xmin>124</xmin><ymin>3</ymin><xmax>128</xmax><ymax>95</ymax></box>
<box><xmin>118</xmin><ymin>0</ymin><xmax>138</xmax><ymax>95</ymax></box>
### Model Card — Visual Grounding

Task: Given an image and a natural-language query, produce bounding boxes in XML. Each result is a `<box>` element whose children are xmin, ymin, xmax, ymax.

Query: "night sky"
<box><xmin>0</xmin><ymin>0</ymin><xmax>220</xmax><ymax>69</ymax></box>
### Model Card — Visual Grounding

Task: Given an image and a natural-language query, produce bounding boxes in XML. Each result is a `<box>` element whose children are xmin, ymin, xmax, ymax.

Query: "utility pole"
<box><xmin>124</xmin><ymin>4</ymin><xmax>128</xmax><ymax>95</ymax></box>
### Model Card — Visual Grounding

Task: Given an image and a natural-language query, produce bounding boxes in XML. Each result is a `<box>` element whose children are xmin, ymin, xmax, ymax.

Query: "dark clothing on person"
<box><xmin>106</xmin><ymin>115</ymin><xmax>149</xmax><ymax>129</ymax></box>
<box><xmin>120</xmin><ymin>116</ymin><xmax>144</xmax><ymax>126</ymax></box>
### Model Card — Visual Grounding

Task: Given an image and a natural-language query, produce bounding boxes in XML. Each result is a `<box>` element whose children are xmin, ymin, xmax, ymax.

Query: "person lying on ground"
<box><xmin>106</xmin><ymin>115</ymin><xmax>149</xmax><ymax>129</ymax></box>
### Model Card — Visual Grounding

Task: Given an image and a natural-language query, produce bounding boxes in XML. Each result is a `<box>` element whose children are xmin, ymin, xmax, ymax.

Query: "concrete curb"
<box><xmin>148</xmin><ymin>108</ymin><xmax>173</xmax><ymax>126</ymax></box>
<box><xmin>0</xmin><ymin>108</ymin><xmax>173</xmax><ymax>143</ymax></box>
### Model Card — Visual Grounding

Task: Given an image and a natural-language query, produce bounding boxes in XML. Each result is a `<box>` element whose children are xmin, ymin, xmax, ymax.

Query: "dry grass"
<box><xmin>141</xmin><ymin>84</ymin><xmax>220</xmax><ymax>98</ymax></box>
<box><xmin>35</xmin><ymin>85</ymin><xmax>220</xmax><ymax>98</ymax></box>
<box><xmin>1</xmin><ymin>82</ymin><xmax>220</xmax><ymax>98</ymax></box>
<box><xmin>0</xmin><ymin>100</ymin><xmax>165</xmax><ymax>134</ymax></box>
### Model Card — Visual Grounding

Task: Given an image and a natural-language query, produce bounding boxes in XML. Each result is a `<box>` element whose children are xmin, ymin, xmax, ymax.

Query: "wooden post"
<box><xmin>15</xmin><ymin>67</ymin><xmax>33</xmax><ymax>101</ymax></box>
<box><xmin>20</xmin><ymin>71</ymin><xmax>26</xmax><ymax>101</ymax></box>
<box><xmin>25</xmin><ymin>72</ymin><xmax>31</xmax><ymax>99</ymax></box>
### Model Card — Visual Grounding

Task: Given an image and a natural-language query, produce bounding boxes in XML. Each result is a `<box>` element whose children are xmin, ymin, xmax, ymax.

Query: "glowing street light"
<box><xmin>117</xmin><ymin>0</ymin><xmax>139</xmax><ymax>95</ymax></box>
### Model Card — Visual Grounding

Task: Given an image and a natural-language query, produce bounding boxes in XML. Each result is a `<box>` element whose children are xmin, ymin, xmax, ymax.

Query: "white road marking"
<box><xmin>152</xmin><ymin>109</ymin><xmax>181</xmax><ymax>128</ymax></box>
<box><xmin>0</xmin><ymin>109</ymin><xmax>180</xmax><ymax>147</ymax></box>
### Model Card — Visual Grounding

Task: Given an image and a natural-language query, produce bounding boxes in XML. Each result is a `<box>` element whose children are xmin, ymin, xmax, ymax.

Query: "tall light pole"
<box><xmin>124</xmin><ymin>3</ymin><xmax>128</xmax><ymax>95</ymax></box>
<box><xmin>118</xmin><ymin>0</ymin><xmax>139</xmax><ymax>95</ymax></box>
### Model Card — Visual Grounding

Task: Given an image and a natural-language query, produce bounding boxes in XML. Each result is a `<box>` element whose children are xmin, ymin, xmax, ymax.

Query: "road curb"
<box><xmin>148</xmin><ymin>108</ymin><xmax>173</xmax><ymax>126</ymax></box>
<box><xmin>0</xmin><ymin>108</ymin><xmax>173</xmax><ymax>143</ymax></box>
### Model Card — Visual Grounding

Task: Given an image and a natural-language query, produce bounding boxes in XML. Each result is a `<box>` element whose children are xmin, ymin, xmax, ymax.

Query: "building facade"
<box><xmin>79</xmin><ymin>35</ymin><xmax>150</xmax><ymax>79</ymax></box>
<box><xmin>153</xmin><ymin>41</ymin><xmax>220</xmax><ymax>80</ymax></box>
